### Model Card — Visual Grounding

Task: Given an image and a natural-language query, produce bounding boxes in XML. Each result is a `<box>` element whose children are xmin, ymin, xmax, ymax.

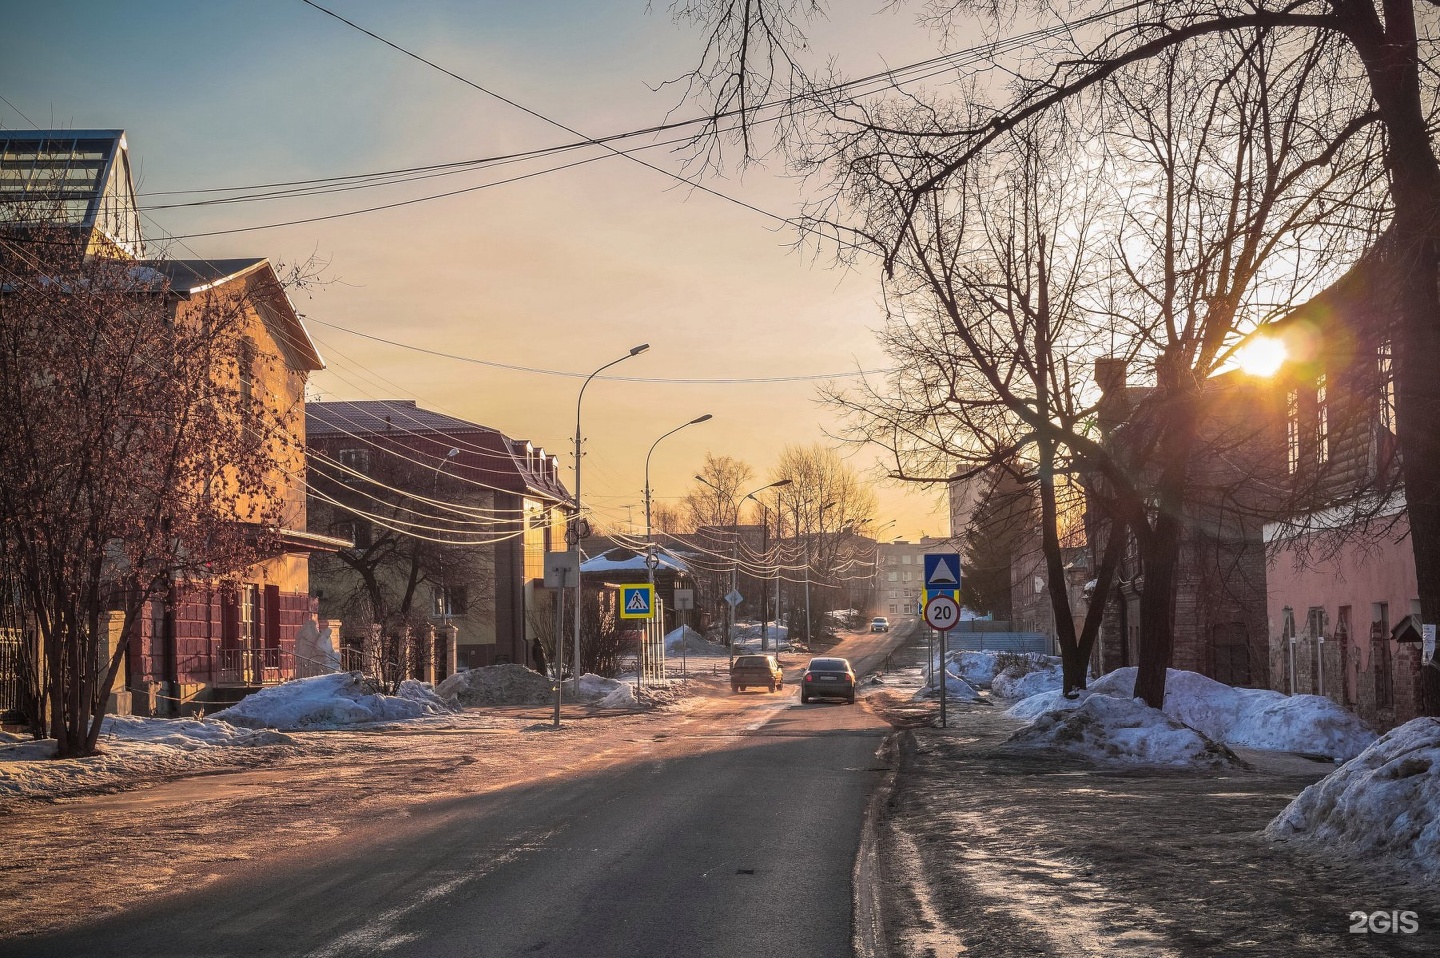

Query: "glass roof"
<box><xmin>0</xmin><ymin>130</ymin><xmax>145</xmax><ymax>258</ymax></box>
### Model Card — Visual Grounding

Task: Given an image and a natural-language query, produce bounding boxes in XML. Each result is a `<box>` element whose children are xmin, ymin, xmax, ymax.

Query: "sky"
<box><xmin>0</xmin><ymin>0</ymin><xmax>977</xmax><ymax>540</ymax></box>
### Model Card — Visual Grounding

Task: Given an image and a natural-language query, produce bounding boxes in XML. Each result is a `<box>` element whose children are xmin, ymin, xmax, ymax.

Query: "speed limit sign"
<box><xmin>924</xmin><ymin>594</ymin><xmax>960</xmax><ymax>631</ymax></box>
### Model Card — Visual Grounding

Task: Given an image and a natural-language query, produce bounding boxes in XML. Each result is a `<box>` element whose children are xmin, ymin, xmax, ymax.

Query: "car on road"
<box><xmin>731</xmin><ymin>653</ymin><xmax>784</xmax><ymax>693</ymax></box>
<box><xmin>870</xmin><ymin>616</ymin><xmax>890</xmax><ymax>632</ymax></box>
<box><xmin>800</xmin><ymin>656</ymin><xmax>857</xmax><ymax>704</ymax></box>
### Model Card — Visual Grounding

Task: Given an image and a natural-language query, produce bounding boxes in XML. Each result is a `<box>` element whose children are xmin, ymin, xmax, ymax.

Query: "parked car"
<box><xmin>800</xmin><ymin>657</ymin><xmax>857</xmax><ymax>704</ymax></box>
<box><xmin>870</xmin><ymin>616</ymin><xmax>890</xmax><ymax>633</ymax></box>
<box><xmin>731</xmin><ymin>654</ymin><xmax>784</xmax><ymax>693</ymax></box>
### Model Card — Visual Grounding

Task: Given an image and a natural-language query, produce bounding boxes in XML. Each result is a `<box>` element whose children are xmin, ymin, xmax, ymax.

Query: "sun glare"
<box><xmin>1236</xmin><ymin>337</ymin><xmax>1287</xmax><ymax>377</ymax></box>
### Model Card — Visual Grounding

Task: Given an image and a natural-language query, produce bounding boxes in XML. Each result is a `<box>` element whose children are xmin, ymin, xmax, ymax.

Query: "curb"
<box><xmin>853</xmin><ymin>729</ymin><xmax>904</xmax><ymax>958</ymax></box>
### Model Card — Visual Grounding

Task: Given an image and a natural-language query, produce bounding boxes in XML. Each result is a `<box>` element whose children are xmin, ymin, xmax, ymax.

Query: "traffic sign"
<box><xmin>924</xmin><ymin>553</ymin><xmax>961</xmax><ymax>589</ymax></box>
<box><xmin>923</xmin><ymin>588</ymin><xmax>957</xmax><ymax>608</ymax></box>
<box><xmin>924</xmin><ymin>594</ymin><xmax>960</xmax><ymax>632</ymax></box>
<box><xmin>724</xmin><ymin>589</ymin><xmax>743</xmax><ymax>607</ymax></box>
<box><xmin>543</xmin><ymin>552</ymin><xmax>577</xmax><ymax>588</ymax></box>
<box><xmin>619</xmin><ymin>584</ymin><xmax>655</xmax><ymax>619</ymax></box>
<box><xmin>672</xmin><ymin>588</ymin><xmax>694</xmax><ymax>611</ymax></box>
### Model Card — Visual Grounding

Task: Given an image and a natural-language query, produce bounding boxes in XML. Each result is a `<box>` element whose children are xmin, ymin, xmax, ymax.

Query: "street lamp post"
<box><xmin>642</xmin><ymin>414</ymin><xmax>712</xmax><ymax>690</ymax></box>
<box><xmin>703</xmin><ymin>477</ymin><xmax>792</xmax><ymax>665</ymax></box>
<box><xmin>572</xmin><ymin>343</ymin><xmax>649</xmax><ymax>696</ymax></box>
<box><xmin>804</xmin><ymin>501</ymin><xmax>835</xmax><ymax>647</ymax></box>
<box><xmin>744</xmin><ymin>482</ymin><xmax>792</xmax><ymax>652</ymax></box>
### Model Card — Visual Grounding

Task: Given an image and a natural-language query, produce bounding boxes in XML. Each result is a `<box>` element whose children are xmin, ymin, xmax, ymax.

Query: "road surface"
<box><xmin>3</xmin><ymin>625</ymin><xmax>911</xmax><ymax>958</ymax></box>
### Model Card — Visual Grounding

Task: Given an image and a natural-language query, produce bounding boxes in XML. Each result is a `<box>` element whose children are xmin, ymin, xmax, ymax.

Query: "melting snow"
<box><xmin>1266</xmin><ymin>717</ymin><xmax>1440</xmax><ymax>876</ymax></box>
<box><xmin>1003</xmin><ymin>695</ymin><xmax>1240</xmax><ymax>768</ymax></box>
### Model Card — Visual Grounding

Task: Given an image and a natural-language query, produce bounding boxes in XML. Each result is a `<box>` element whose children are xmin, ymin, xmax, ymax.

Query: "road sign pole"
<box><xmin>939</xmin><ymin>626</ymin><xmax>948</xmax><ymax>729</ymax></box>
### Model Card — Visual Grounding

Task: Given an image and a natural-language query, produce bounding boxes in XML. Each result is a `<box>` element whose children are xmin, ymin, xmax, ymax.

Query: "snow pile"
<box><xmin>954</xmin><ymin>651</ymin><xmax>1004</xmax><ymax>687</ymax></box>
<box><xmin>576</xmin><ymin>673</ymin><xmax>629</xmax><ymax>702</ymax></box>
<box><xmin>0</xmin><ymin>716</ymin><xmax>296</xmax><ymax>802</ymax></box>
<box><xmin>1004</xmin><ymin>695</ymin><xmax>1239</xmax><ymax>768</ymax></box>
<box><xmin>665</xmin><ymin>626</ymin><xmax>722</xmax><ymax>655</ymax></box>
<box><xmin>1078</xmin><ymin>668</ymin><xmax>1377</xmax><ymax>761</ymax></box>
<box><xmin>912</xmin><ymin>670</ymin><xmax>982</xmax><ymax>702</ymax></box>
<box><xmin>1005</xmin><ymin>689</ymin><xmax>1079</xmax><ymax>720</ymax></box>
<box><xmin>1266</xmin><ymin>718</ymin><xmax>1440</xmax><ymax>876</ymax></box>
<box><xmin>730</xmin><ymin>621</ymin><xmax>789</xmax><ymax>648</ymax></box>
<box><xmin>598</xmin><ymin>684</ymin><xmax>638</xmax><ymax>708</ymax></box>
<box><xmin>992</xmin><ymin>663</ymin><xmax>1063</xmax><ymax>700</ymax></box>
<box><xmin>212</xmin><ymin>672</ymin><xmax>454</xmax><ymax>730</ymax></box>
<box><xmin>437</xmin><ymin>664</ymin><xmax>555</xmax><ymax>706</ymax></box>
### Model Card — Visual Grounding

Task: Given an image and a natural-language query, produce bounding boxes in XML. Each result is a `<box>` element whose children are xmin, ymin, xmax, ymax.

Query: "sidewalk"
<box><xmin>867</xmin><ymin>698</ymin><xmax>1439</xmax><ymax>957</ymax></box>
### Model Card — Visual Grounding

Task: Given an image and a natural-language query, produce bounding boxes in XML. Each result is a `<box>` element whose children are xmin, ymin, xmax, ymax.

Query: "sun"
<box><xmin>1236</xmin><ymin>336</ymin><xmax>1287</xmax><ymax>377</ymax></box>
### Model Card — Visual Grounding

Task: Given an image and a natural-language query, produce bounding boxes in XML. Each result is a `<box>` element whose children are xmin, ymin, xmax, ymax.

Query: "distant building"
<box><xmin>306</xmin><ymin>400</ymin><xmax>571</xmax><ymax>670</ymax></box>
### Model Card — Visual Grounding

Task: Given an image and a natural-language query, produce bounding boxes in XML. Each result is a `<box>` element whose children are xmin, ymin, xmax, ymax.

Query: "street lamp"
<box><xmin>803</xmin><ymin>500</ymin><xmax>836</xmax><ymax>646</ymax></box>
<box><xmin>744</xmin><ymin>480</ymin><xmax>793</xmax><ymax>652</ymax></box>
<box><xmin>641</xmin><ymin>413</ymin><xmax>713</xmax><ymax>689</ymax></box>
<box><xmin>702</xmin><ymin>477</ymin><xmax>792</xmax><ymax>664</ymax></box>
<box><xmin>570</xmin><ymin>343</ymin><xmax>649</xmax><ymax>698</ymax></box>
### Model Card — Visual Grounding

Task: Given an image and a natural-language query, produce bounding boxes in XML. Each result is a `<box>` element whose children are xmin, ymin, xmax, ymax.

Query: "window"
<box><xmin>902</xmin><ymin>554</ymin><xmax>913</xmax><ymax>564</ymax></box>
<box><xmin>1286</xmin><ymin>389</ymin><xmax>1300</xmax><ymax>475</ymax></box>
<box><xmin>338</xmin><ymin>447</ymin><xmax>370</xmax><ymax>478</ymax></box>
<box><xmin>1315</xmin><ymin>374</ymin><xmax>1329</xmax><ymax>464</ymax></box>
<box><xmin>342</xmin><ymin>519</ymin><xmax>372</xmax><ymax>549</ymax></box>
<box><xmin>889</xmin><ymin>604</ymin><xmax>898</xmax><ymax>614</ymax></box>
<box><xmin>1378</xmin><ymin>341</ymin><xmax>1396</xmax><ymax>433</ymax></box>
<box><xmin>1372</xmin><ymin>602</ymin><xmax>1393</xmax><ymax>709</ymax></box>
<box><xmin>238</xmin><ymin>340</ymin><xmax>255</xmax><ymax>410</ymax></box>
<box><xmin>902</xmin><ymin>570</ymin><xmax>913</xmax><ymax>582</ymax></box>
<box><xmin>888</xmin><ymin>572</ymin><xmax>898</xmax><ymax>582</ymax></box>
<box><xmin>241</xmin><ymin>584</ymin><xmax>259</xmax><ymax>646</ymax></box>
<box><xmin>434</xmin><ymin>585</ymin><xmax>468</xmax><ymax>618</ymax></box>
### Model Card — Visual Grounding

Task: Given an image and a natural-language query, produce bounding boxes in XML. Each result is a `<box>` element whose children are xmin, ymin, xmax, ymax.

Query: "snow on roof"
<box><xmin>581</xmin><ymin>548</ymin><xmax>691</xmax><ymax>575</ymax></box>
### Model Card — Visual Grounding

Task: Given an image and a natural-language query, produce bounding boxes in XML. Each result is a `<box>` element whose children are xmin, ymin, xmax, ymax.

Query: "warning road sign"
<box><xmin>619</xmin><ymin>584</ymin><xmax>655</xmax><ymax>619</ymax></box>
<box><xmin>923</xmin><ymin>553</ymin><xmax>961</xmax><ymax>589</ymax></box>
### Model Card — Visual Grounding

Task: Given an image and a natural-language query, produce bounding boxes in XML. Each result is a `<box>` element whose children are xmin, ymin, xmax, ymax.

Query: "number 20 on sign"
<box><xmin>924</xmin><ymin>594</ymin><xmax>959</xmax><ymax>631</ymax></box>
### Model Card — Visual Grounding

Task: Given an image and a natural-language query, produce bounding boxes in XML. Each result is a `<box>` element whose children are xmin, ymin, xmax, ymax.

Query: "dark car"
<box><xmin>731</xmin><ymin>653</ymin><xmax>784</xmax><ymax>693</ymax></box>
<box><xmin>800</xmin><ymin>656</ymin><xmax>857</xmax><ymax>704</ymax></box>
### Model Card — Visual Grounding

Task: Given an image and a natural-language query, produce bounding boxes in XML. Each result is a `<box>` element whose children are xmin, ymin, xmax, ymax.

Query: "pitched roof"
<box><xmin>0</xmin><ymin>130</ymin><xmax>144</xmax><ymax>258</ymax></box>
<box><xmin>307</xmin><ymin>400</ymin><xmax>499</xmax><ymax>437</ymax></box>
<box><xmin>307</xmin><ymin>400</ymin><xmax>571</xmax><ymax>502</ymax></box>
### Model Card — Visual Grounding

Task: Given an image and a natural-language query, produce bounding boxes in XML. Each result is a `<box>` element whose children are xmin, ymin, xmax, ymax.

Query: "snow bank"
<box><xmin>912</xmin><ymin>670</ymin><xmax>982</xmax><ymax>702</ymax></box>
<box><xmin>1004</xmin><ymin>695</ymin><xmax>1239</xmax><ymax>768</ymax></box>
<box><xmin>992</xmin><ymin>665</ymin><xmax>1063</xmax><ymax>700</ymax></box>
<box><xmin>436</xmin><ymin>665</ymin><xmax>645</xmax><ymax>708</ymax></box>
<box><xmin>951</xmin><ymin>650</ymin><xmax>1061</xmax><ymax>691</ymax></box>
<box><xmin>665</xmin><ymin>626</ymin><xmax>721</xmax><ymax>655</ymax></box>
<box><xmin>1266</xmin><ymin>718</ymin><xmax>1440</xmax><ymax>876</ymax></box>
<box><xmin>0</xmin><ymin>716</ymin><xmax>295</xmax><ymax>801</ymax></box>
<box><xmin>1075</xmin><ymin>667</ymin><xmax>1376</xmax><ymax>760</ymax></box>
<box><xmin>212</xmin><ymin>672</ymin><xmax>453</xmax><ymax>730</ymax></box>
<box><xmin>437</xmin><ymin>664</ymin><xmax>554</xmax><ymax>706</ymax></box>
<box><xmin>1005</xmin><ymin>689</ymin><xmax>1081</xmax><ymax>720</ymax></box>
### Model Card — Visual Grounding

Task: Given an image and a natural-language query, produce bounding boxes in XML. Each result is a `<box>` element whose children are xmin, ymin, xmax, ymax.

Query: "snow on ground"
<box><xmin>947</xmin><ymin>650</ymin><xmax>1061</xmax><ymax>692</ymax></box>
<box><xmin>991</xmin><ymin>664</ymin><xmax>1063</xmax><ymax>700</ymax></box>
<box><xmin>912</xmin><ymin>670</ymin><xmax>982</xmax><ymax>702</ymax></box>
<box><xmin>0</xmin><ymin>716</ymin><xmax>297</xmax><ymax>801</ymax></box>
<box><xmin>1003</xmin><ymin>694</ymin><xmax>1240</xmax><ymax>768</ymax></box>
<box><xmin>1077</xmin><ymin>667</ymin><xmax>1377</xmax><ymax>761</ymax></box>
<box><xmin>437</xmin><ymin>664</ymin><xmax>658</xmax><ymax>709</ymax></box>
<box><xmin>1266</xmin><ymin>717</ymin><xmax>1440</xmax><ymax>876</ymax></box>
<box><xmin>211</xmin><ymin>672</ymin><xmax>454</xmax><ymax>730</ymax></box>
<box><xmin>665</xmin><ymin>625</ymin><xmax>725</xmax><ymax>656</ymax></box>
<box><xmin>729</xmin><ymin>621</ymin><xmax>789</xmax><ymax>650</ymax></box>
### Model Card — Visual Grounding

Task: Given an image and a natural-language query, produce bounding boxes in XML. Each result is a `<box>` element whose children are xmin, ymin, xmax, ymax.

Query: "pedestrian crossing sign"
<box><xmin>619</xmin><ymin>583</ymin><xmax>655</xmax><ymax>619</ymax></box>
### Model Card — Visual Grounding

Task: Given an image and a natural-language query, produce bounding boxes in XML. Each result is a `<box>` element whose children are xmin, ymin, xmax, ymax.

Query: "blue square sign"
<box><xmin>924</xmin><ymin>553</ymin><xmax>961</xmax><ymax>590</ymax></box>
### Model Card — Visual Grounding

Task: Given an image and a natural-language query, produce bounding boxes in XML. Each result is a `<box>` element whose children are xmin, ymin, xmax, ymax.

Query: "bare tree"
<box><xmin>0</xmin><ymin>221</ymin><xmax>297</xmax><ymax>757</ymax></box>
<box><xmin>672</xmin><ymin>0</ymin><xmax>1440</xmax><ymax>712</ymax></box>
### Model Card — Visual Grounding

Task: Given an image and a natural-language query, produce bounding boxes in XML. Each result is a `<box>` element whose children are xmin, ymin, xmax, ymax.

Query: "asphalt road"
<box><xmin>8</xmin><ymin>626</ymin><xmax>911</xmax><ymax>958</ymax></box>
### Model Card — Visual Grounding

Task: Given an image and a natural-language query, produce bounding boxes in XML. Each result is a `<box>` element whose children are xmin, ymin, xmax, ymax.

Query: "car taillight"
<box><xmin>804</xmin><ymin>673</ymin><xmax>812</xmax><ymax>682</ymax></box>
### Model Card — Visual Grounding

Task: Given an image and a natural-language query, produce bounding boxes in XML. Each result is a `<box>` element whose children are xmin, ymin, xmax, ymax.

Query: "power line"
<box><xmin>307</xmin><ymin>318</ymin><xmax>891</xmax><ymax>384</ymax></box>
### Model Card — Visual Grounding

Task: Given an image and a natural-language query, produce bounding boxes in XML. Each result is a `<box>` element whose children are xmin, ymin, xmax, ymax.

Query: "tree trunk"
<box><xmin>1134</xmin><ymin>513</ymin><xmax>1182</xmax><ymax>710</ymax></box>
